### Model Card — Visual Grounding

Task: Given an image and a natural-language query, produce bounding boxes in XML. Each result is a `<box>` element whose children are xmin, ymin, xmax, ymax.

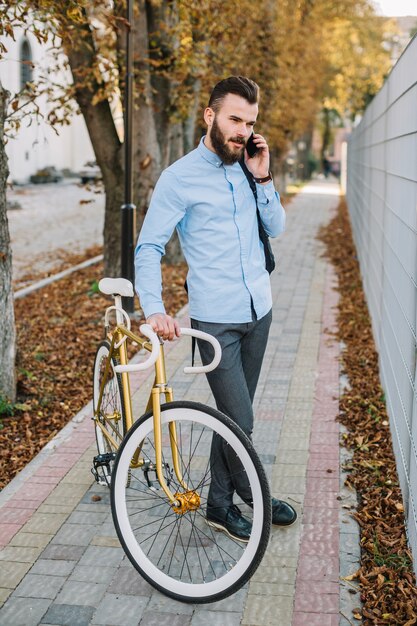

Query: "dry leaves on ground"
<box><xmin>0</xmin><ymin>247</ymin><xmax>188</xmax><ymax>489</ymax></box>
<box><xmin>319</xmin><ymin>199</ymin><xmax>417</xmax><ymax>626</ymax></box>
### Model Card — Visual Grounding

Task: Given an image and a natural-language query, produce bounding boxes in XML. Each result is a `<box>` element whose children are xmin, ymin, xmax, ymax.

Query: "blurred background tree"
<box><xmin>12</xmin><ymin>0</ymin><xmax>394</xmax><ymax>269</ymax></box>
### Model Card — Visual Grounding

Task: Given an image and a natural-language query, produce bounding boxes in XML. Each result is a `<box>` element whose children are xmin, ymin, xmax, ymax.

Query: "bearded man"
<box><xmin>135</xmin><ymin>76</ymin><xmax>297</xmax><ymax>541</ymax></box>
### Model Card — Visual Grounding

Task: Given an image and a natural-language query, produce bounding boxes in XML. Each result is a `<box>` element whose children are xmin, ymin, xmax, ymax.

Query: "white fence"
<box><xmin>346</xmin><ymin>35</ymin><xmax>417</xmax><ymax>569</ymax></box>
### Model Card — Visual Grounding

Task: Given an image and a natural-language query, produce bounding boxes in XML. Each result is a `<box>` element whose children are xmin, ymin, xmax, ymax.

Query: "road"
<box><xmin>7</xmin><ymin>180</ymin><xmax>104</xmax><ymax>285</ymax></box>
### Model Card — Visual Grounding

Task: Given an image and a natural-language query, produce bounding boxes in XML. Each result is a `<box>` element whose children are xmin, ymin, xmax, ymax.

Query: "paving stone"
<box><xmin>68</xmin><ymin>510</ymin><xmax>109</xmax><ymax>525</ymax></box>
<box><xmin>271</xmin><ymin>464</ymin><xmax>307</xmax><ymax>478</ymax></box>
<box><xmin>339</xmin><ymin>553</ymin><xmax>361</xmax><ymax>579</ymax></box>
<box><xmin>55</xmin><ymin>580</ymin><xmax>107</xmax><ymax>607</ymax></box>
<box><xmin>77</xmin><ymin>501</ymin><xmax>110</xmax><ymax>512</ymax></box>
<box><xmin>107</xmin><ymin>566</ymin><xmax>153</xmax><ymax>596</ymax></box>
<box><xmin>292</xmin><ymin>612</ymin><xmax>339</xmax><ymax>626</ymax></box>
<box><xmin>0</xmin><ymin>596</ymin><xmax>51</xmax><ymax>626</ymax></box>
<box><xmin>41</xmin><ymin>603</ymin><xmax>95</xmax><ymax>626</ymax></box>
<box><xmin>0</xmin><ymin>587</ymin><xmax>12</xmax><ymax>606</ymax></box>
<box><xmin>93</xmin><ymin>522</ymin><xmax>118</xmax><ymax>537</ymax></box>
<box><xmin>13</xmin><ymin>573</ymin><xmax>65</xmax><ymax>600</ymax></box>
<box><xmin>69</xmin><ymin>565</ymin><xmax>116</xmax><ymax>584</ymax></box>
<box><xmin>206</xmin><ymin>588</ymin><xmax>247</xmax><ymax>612</ymax></box>
<box><xmin>0</xmin><ymin>523</ymin><xmax>21</xmax><ymax>545</ymax></box>
<box><xmin>146</xmin><ymin>593</ymin><xmax>194</xmax><ymax>615</ymax></box>
<box><xmin>0</xmin><ymin>545</ymin><xmax>43</xmax><ymax>563</ymax></box>
<box><xmin>277</xmin><ymin>436</ymin><xmax>310</xmax><ymax>451</ymax></box>
<box><xmin>276</xmin><ymin>450</ymin><xmax>309</xmax><ymax>465</ymax></box>
<box><xmin>294</xmin><ymin>586</ymin><xmax>339</xmax><ymax>613</ymax></box>
<box><xmin>40</xmin><ymin>544</ymin><xmax>87</xmax><ymax>561</ymax></box>
<box><xmin>247</xmin><ymin>581</ymin><xmax>293</xmax><ymax>596</ymax></box>
<box><xmin>45</xmin><ymin>483</ymin><xmax>90</xmax><ymax>501</ymax></box>
<box><xmin>91</xmin><ymin>593</ymin><xmax>148</xmax><ymax>625</ymax></box>
<box><xmin>340</xmin><ymin>512</ymin><xmax>360</xmax><ymax>535</ymax></box>
<box><xmin>242</xmin><ymin>594</ymin><xmax>293</xmax><ymax>625</ymax></box>
<box><xmin>31</xmin><ymin>559</ymin><xmax>76</xmax><ymax>577</ymax></box>
<box><xmin>21</xmin><ymin>513</ymin><xmax>68</xmax><ymax>536</ymax></box>
<box><xmin>78</xmin><ymin>545</ymin><xmax>125</xmax><ymax>568</ymax></box>
<box><xmin>191</xmin><ymin>611</ymin><xmax>242</xmax><ymax>626</ymax></box>
<box><xmin>0</xmin><ymin>560</ymin><xmax>32</xmax><ymax>588</ymax></box>
<box><xmin>61</xmin><ymin>467</ymin><xmax>95</xmax><ymax>485</ymax></box>
<box><xmin>270</xmin><ymin>476</ymin><xmax>306</xmax><ymax>495</ymax></box>
<box><xmin>90</xmin><ymin>536</ymin><xmax>121</xmax><ymax>548</ymax></box>
<box><xmin>252</xmin><ymin>563</ymin><xmax>297</xmax><ymax>585</ymax></box>
<box><xmin>139</xmin><ymin>612</ymin><xmax>192</xmax><ymax>626</ymax></box>
<box><xmin>36</xmin><ymin>503</ymin><xmax>75</xmax><ymax>515</ymax></box>
<box><xmin>9</xmin><ymin>531</ymin><xmax>53</xmax><ymax>549</ymax></box>
<box><xmin>51</xmin><ymin>523</ymin><xmax>98</xmax><ymax>547</ymax></box>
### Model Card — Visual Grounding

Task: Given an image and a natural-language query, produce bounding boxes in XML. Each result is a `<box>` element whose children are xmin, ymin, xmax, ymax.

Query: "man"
<box><xmin>135</xmin><ymin>76</ymin><xmax>297</xmax><ymax>541</ymax></box>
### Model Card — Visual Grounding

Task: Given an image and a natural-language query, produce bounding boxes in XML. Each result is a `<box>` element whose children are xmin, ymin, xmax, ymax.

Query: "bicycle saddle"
<box><xmin>99</xmin><ymin>277</ymin><xmax>134</xmax><ymax>297</ymax></box>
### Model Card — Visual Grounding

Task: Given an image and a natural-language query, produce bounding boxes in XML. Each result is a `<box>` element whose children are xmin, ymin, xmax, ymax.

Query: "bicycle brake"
<box><xmin>142</xmin><ymin>459</ymin><xmax>173</xmax><ymax>491</ymax></box>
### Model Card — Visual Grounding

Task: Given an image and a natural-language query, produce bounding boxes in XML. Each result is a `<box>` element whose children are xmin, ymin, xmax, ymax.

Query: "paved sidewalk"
<box><xmin>0</xmin><ymin>179</ymin><xmax>360</xmax><ymax>625</ymax></box>
<box><xmin>8</xmin><ymin>180</ymin><xmax>104</xmax><ymax>284</ymax></box>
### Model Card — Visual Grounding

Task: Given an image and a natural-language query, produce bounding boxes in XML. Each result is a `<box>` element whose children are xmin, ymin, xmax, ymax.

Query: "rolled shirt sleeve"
<box><xmin>255</xmin><ymin>180</ymin><xmax>286</xmax><ymax>238</ymax></box>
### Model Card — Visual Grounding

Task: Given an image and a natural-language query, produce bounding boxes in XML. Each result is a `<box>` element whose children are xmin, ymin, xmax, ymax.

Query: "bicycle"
<box><xmin>91</xmin><ymin>277</ymin><xmax>271</xmax><ymax>603</ymax></box>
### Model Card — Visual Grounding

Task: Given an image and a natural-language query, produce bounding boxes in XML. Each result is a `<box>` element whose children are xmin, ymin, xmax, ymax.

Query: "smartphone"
<box><xmin>246</xmin><ymin>133</ymin><xmax>259</xmax><ymax>158</ymax></box>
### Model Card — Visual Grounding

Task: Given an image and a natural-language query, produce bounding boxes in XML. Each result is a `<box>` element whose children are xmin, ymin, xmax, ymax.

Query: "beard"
<box><xmin>210</xmin><ymin>116</ymin><xmax>246</xmax><ymax>165</ymax></box>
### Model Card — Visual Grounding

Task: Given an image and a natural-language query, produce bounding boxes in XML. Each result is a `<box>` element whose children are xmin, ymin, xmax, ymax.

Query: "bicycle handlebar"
<box><xmin>113</xmin><ymin>325</ymin><xmax>221</xmax><ymax>375</ymax></box>
<box><xmin>114</xmin><ymin>324</ymin><xmax>160</xmax><ymax>373</ymax></box>
<box><xmin>180</xmin><ymin>328</ymin><xmax>222</xmax><ymax>374</ymax></box>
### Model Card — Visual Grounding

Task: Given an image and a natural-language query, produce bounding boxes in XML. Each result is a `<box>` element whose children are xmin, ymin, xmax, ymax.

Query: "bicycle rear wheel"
<box><xmin>93</xmin><ymin>341</ymin><xmax>126</xmax><ymax>485</ymax></box>
<box><xmin>111</xmin><ymin>400</ymin><xmax>271</xmax><ymax>603</ymax></box>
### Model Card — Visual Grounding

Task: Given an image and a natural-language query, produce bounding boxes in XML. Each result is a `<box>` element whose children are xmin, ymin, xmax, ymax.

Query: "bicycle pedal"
<box><xmin>92</xmin><ymin>453</ymin><xmax>116</xmax><ymax>486</ymax></box>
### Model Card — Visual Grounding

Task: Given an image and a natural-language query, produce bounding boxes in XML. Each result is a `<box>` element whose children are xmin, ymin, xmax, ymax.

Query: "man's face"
<box><xmin>206</xmin><ymin>93</ymin><xmax>258</xmax><ymax>165</ymax></box>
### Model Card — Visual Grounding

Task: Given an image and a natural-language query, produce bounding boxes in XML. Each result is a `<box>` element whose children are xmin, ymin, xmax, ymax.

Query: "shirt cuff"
<box><xmin>255</xmin><ymin>180</ymin><xmax>276</xmax><ymax>204</ymax></box>
<box><xmin>140</xmin><ymin>302</ymin><xmax>166</xmax><ymax>319</ymax></box>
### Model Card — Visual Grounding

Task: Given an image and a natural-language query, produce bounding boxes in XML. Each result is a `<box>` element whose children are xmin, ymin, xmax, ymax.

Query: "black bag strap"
<box><xmin>239</xmin><ymin>158</ymin><xmax>258</xmax><ymax>199</ymax></box>
<box><xmin>239</xmin><ymin>159</ymin><xmax>276</xmax><ymax>274</ymax></box>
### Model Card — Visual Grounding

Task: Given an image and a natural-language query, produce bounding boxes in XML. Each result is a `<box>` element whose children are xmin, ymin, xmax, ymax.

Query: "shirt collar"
<box><xmin>198</xmin><ymin>136</ymin><xmax>223</xmax><ymax>168</ymax></box>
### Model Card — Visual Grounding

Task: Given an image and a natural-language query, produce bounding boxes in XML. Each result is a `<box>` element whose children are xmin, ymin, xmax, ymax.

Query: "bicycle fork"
<box><xmin>146</xmin><ymin>349</ymin><xmax>200</xmax><ymax>514</ymax></box>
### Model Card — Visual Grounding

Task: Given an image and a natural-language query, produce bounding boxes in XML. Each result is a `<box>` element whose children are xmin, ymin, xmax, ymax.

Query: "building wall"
<box><xmin>346</xmin><ymin>34</ymin><xmax>417</xmax><ymax>571</ymax></box>
<box><xmin>0</xmin><ymin>29</ymin><xmax>95</xmax><ymax>183</ymax></box>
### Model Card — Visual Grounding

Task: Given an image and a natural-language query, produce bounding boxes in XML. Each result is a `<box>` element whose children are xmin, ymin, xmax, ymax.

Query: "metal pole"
<box><xmin>121</xmin><ymin>0</ymin><xmax>136</xmax><ymax>312</ymax></box>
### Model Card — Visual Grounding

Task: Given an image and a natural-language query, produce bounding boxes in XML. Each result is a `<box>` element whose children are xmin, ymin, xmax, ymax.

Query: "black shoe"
<box><xmin>244</xmin><ymin>496</ymin><xmax>297</xmax><ymax>527</ymax></box>
<box><xmin>271</xmin><ymin>497</ymin><xmax>297</xmax><ymax>526</ymax></box>
<box><xmin>206</xmin><ymin>504</ymin><xmax>252</xmax><ymax>543</ymax></box>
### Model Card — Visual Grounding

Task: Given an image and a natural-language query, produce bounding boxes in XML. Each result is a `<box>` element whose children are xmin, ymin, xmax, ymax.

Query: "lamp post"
<box><xmin>121</xmin><ymin>0</ymin><xmax>136</xmax><ymax>312</ymax></box>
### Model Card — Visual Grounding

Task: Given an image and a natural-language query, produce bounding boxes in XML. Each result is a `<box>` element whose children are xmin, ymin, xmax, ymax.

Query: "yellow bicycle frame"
<box><xmin>94</xmin><ymin>325</ymin><xmax>186</xmax><ymax>505</ymax></box>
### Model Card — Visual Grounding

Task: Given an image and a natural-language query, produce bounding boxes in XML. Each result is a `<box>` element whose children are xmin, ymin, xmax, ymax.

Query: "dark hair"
<box><xmin>208</xmin><ymin>76</ymin><xmax>259</xmax><ymax>112</ymax></box>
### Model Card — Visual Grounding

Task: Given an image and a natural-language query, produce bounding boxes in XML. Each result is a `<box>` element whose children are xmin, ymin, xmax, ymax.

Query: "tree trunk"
<box><xmin>102</xmin><ymin>168</ymin><xmax>125</xmax><ymax>277</ymax></box>
<box><xmin>132</xmin><ymin>0</ymin><xmax>163</xmax><ymax>248</ymax></box>
<box><xmin>64</xmin><ymin>18</ymin><xmax>124</xmax><ymax>277</ymax></box>
<box><xmin>182</xmin><ymin>77</ymin><xmax>202</xmax><ymax>154</ymax></box>
<box><xmin>0</xmin><ymin>81</ymin><xmax>16</xmax><ymax>402</ymax></box>
<box><xmin>271</xmin><ymin>148</ymin><xmax>287</xmax><ymax>197</ymax></box>
<box><xmin>321</xmin><ymin>107</ymin><xmax>331</xmax><ymax>168</ymax></box>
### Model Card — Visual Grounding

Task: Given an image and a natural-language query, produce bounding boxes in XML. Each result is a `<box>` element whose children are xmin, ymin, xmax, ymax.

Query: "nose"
<box><xmin>237</xmin><ymin>123</ymin><xmax>249</xmax><ymax>138</ymax></box>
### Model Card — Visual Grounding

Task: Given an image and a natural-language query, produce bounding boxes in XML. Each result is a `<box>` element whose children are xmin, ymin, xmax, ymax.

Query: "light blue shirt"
<box><xmin>135</xmin><ymin>136</ymin><xmax>285</xmax><ymax>323</ymax></box>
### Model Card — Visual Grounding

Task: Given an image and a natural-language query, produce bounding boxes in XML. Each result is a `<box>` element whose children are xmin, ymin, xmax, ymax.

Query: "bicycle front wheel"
<box><xmin>111</xmin><ymin>400</ymin><xmax>271</xmax><ymax>603</ymax></box>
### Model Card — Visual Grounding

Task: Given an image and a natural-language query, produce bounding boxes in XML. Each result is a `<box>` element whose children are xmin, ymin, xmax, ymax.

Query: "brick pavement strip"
<box><xmin>0</xmin><ymin>180</ymin><xmax>344</xmax><ymax>625</ymax></box>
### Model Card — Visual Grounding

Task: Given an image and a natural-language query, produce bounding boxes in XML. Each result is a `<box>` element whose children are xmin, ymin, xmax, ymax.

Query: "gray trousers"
<box><xmin>190</xmin><ymin>309</ymin><xmax>272</xmax><ymax>508</ymax></box>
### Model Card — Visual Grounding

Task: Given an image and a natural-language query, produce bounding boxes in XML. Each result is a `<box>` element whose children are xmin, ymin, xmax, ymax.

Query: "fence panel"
<box><xmin>346</xmin><ymin>35</ymin><xmax>417</xmax><ymax>570</ymax></box>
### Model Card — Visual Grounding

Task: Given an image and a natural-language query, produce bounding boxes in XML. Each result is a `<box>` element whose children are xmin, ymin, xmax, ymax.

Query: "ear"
<box><xmin>204</xmin><ymin>107</ymin><xmax>215</xmax><ymax>128</ymax></box>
